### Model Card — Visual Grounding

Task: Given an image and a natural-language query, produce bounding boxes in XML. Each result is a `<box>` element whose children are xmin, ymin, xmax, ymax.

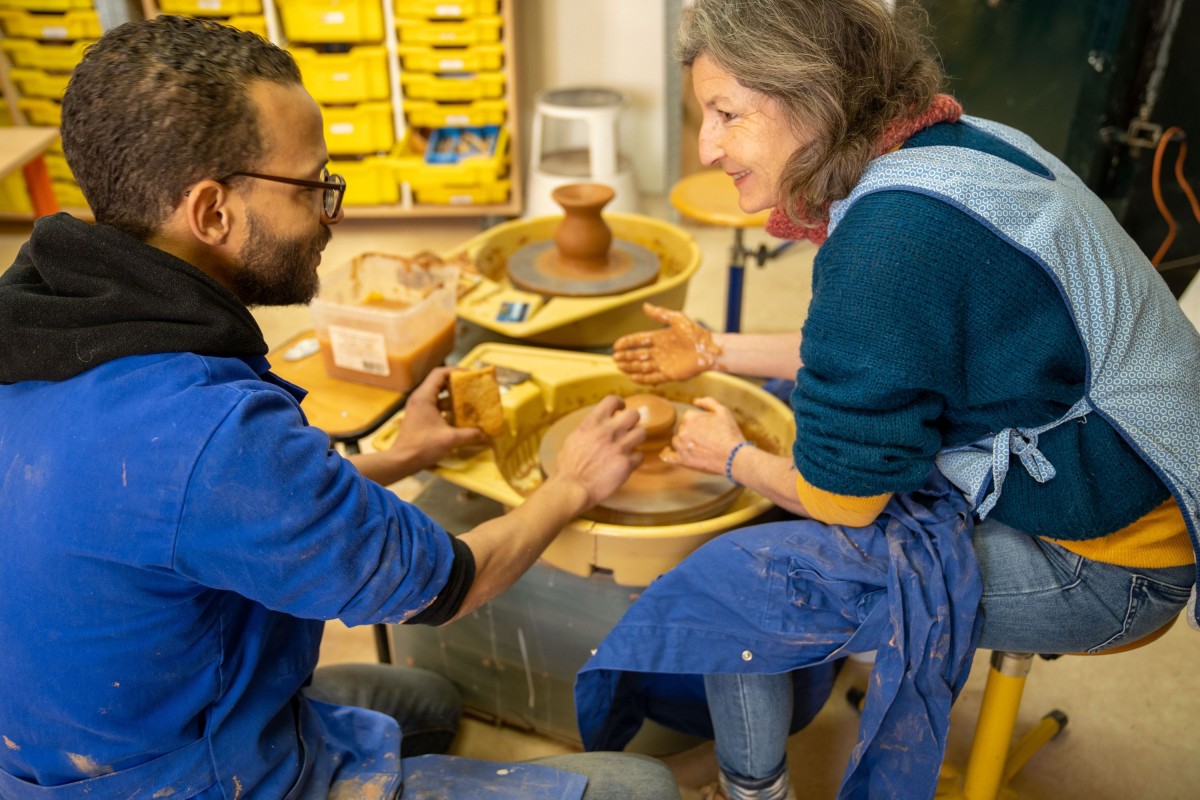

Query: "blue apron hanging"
<box><xmin>576</xmin><ymin>471</ymin><xmax>980</xmax><ymax>799</ymax></box>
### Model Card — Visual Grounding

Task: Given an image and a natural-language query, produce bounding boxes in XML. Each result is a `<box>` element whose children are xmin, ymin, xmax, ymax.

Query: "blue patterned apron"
<box><xmin>831</xmin><ymin>116</ymin><xmax>1200</xmax><ymax>627</ymax></box>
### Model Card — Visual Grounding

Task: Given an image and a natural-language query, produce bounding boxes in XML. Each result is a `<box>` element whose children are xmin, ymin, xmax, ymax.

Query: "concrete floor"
<box><xmin>2</xmin><ymin>205</ymin><xmax>1198</xmax><ymax>799</ymax></box>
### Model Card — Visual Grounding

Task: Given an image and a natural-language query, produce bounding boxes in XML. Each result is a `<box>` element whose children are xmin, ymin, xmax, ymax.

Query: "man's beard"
<box><xmin>231</xmin><ymin>209</ymin><xmax>331</xmax><ymax>307</ymax></box>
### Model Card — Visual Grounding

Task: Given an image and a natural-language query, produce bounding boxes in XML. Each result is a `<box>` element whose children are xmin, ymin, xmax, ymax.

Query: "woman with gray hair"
<box><xmin>578</xmin><ymin>1</ymin><xmax>1200</xmax><ymax>798</ymax></box>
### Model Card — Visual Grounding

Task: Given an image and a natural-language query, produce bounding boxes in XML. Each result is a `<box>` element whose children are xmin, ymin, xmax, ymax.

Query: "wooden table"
<box><xmin>0</xmin><ymin>127</ymin><xmax>61</xmax><ymax>218</ymax></box>
<box><xmin>268</xmin><ymin>330</ymin><xmax>408</xmax><ymax>453</ymax></box>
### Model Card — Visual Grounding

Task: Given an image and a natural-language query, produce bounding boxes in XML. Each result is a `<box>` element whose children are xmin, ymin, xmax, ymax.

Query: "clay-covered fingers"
<box><xmin>641</xmin><ymin>302</ymin><xmax>680</xmax><ymax>326</ymax></box>
<box><xmin>553</xmin><ymin>396</ymin><xmax>646</xmax><ymax>506</ymax></box>
<box><xmin>664</xmin><ymin>398</ymin><xmax>746</xmax><ymax>475</ymax></box>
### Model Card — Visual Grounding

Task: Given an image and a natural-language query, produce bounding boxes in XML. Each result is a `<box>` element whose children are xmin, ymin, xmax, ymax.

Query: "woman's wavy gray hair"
<box><xmin>676</xmin><ymin>0</ymin><xmax>944</xmax><ymax>226</ymax></box>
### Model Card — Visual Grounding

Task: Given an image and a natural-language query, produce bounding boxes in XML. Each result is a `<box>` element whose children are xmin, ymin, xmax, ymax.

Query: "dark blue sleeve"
<box><xmin>172</xmin><ymin>383</ymin><xmax>457</xmax><ymax>626</ymax></box>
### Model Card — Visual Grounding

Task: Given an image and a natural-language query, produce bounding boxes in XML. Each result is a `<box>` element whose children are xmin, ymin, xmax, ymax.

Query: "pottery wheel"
<box><xmin>538</xmin><ymin>400</ymin><xmax>743</xmax><ymax>526</ymax></box>
<box><xmin>506</xmin><ymin>239</ymin><xmax>660</xmax><ymax>298</ymax></box>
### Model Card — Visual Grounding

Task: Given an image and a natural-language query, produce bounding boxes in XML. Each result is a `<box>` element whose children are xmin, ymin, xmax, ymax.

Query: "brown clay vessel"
<box><xmin>552</xmin><ymin>183</ymin><xmax>615</xmax><ymax>270</ymax></box>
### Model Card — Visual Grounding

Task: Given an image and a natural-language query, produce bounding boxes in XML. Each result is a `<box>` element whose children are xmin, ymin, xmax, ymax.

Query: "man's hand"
<box><xmin>661</xmin><ymin>397</ymin><xmax>746</xmax><ymax>476</ymax></box>
<box><xmin>612</xmin><ymin>302</ymin><xmax>722</xmax><ymax>384</ymax></box>
<box><xmin>348</xmin><ymin>366</ymin><xmax>487</xmax><ymax>485</ymax></box>
<box><xmin>544</xmin><ymin>395</ymin><xmax>646</xmax><ymax>507</ymax></box>
<box><xmin>390</xmin><ymin>366</ymin><xmax>488</xmax><ymax>468</ymax></box>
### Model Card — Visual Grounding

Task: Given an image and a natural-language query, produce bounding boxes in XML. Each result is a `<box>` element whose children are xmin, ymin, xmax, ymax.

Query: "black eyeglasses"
<box><xmin>218</xmin><ymin>168</ymin><xmax>347</xmax><ymax>218</ymax></box>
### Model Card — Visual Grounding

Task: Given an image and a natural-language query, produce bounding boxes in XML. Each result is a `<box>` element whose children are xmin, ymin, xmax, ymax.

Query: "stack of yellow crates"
<box><xmin>157</xmin><ymin>0</ymin><xmax>270</xmax><ymax>38</ymax></box>
<box><xmin>0</xmin><ymin>89</ymin><xmax>37</xmax><ymax>216</ymax></box>
<box><xmin>0</xmin><ymin>0</ymin><xmax>100</xmax><ymax>211</ymax></box>
<box><xmin>393</xmin><ymin>0</ymin><xmax>510</xmax><ymax>205</ymax></box>
<box><xmin>278</xmin><ymin>0</ymin><xmax>397</xmax><ymax>206</ymax></box>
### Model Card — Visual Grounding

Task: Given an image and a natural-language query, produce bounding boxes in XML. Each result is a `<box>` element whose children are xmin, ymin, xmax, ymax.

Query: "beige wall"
<box><xmin>514</xmin><ymin>0</ymin><xmax>671</xmax><ymax>195</ymax></box>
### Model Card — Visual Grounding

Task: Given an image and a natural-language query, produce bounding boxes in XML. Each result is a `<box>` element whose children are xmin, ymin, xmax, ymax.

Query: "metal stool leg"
<box><xmin>726</xmin><ymin>228</ymin><xmax>749</xmax><ymax>332</ymax></box>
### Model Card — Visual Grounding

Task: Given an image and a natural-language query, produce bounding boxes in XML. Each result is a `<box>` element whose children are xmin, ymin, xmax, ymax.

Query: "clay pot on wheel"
<box><xmin>625</xmin><ymin>393</ymin><xmax>677</xmax><ymax>468</ymax></box>
<box><xmin>552</xmin><ymin>183</ymin><xmax>615</xmax><ymax>270</ymax></box>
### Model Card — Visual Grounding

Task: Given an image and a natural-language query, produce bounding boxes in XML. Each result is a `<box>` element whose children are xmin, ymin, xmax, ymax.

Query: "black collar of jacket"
<box><xmin>0</xmin><ymin>213</ymin><xmax>267</xmax><ymax>384</ymax></box>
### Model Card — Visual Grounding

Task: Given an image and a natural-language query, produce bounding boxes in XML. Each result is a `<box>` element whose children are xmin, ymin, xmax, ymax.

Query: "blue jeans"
<box><xmin>306</xmin><ymin>663</ymin><xmax>462</xmax><ymax>756</ymax></box>
<box><xmin>309</xmin><ymin>664</ymin><xmax>681</xmax><ymax>799</ymax></box>
<box><xmin>705</xmin><ymin>516</ymin><xmax>1194</xmax><ymax>784</ymax></box>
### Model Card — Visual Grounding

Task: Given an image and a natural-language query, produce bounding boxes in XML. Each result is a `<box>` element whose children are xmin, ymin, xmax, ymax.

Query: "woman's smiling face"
<box><xmin>691</xmin><ymin>53</ymin><xmax>813</xmax><ymax>214</ymax></box>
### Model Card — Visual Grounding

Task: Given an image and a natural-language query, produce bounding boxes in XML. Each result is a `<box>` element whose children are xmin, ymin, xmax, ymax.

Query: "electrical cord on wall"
<box><xmin>1150</xmin><ymin>126</ymin><xmax>1200</xmax><ymax>266</ymax></box>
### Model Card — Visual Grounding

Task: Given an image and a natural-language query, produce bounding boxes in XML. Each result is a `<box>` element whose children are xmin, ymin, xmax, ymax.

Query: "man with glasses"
<box><xmin>0</xmin><ymin>15</ymin><xmax>679</xmax><ymax>800</ymax></box>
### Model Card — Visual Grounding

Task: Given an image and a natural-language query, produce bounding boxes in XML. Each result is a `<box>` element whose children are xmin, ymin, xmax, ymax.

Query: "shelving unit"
<box><xmin>141</xmin><ymin>0</ymin><xmax>523</xmax><ymax>219</ymax></box>
<box><xmin>0</xmin><ymin>0</ymin><xmax>523</xmax><ymax>220</ymax></box>
<box><xmin>0</xmin><ymin>0</ymin><xmax>111</xmax><ymax>219</ymax></box>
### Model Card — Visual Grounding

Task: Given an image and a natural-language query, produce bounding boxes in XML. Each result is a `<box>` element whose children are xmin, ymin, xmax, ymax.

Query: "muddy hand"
<box><xmin>661</xmin><ymin>397</ymin><xmax>745</xmax><ymax>475</ymax></box>
<box><xmin>393</xmin><ymin>366</ymin><xmax>487</xmax><ymax>463</ymax></box>
<box><xmin>612</xmin><ymin>302</ymin><xmax>721</xmax><ymax>385</ymax></box>
<box><xmin>550</xmin><ymin>396</ymin><xmax>646</xmax><ymax>506</ymax></box>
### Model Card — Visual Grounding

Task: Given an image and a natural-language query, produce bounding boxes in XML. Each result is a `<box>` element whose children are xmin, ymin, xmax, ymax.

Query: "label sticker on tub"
<box><xmin>329</xmin><ymin>325</ymin><xmax>390</xmax><ymax>376</ymax></box>
<box><xmin>321</xmin><ymin>11</ymin><xmax>347</xmax><ymax>24</ymax></box>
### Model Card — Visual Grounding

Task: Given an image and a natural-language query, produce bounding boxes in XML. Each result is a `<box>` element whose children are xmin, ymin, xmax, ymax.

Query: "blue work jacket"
<box><xmin>0</xmin><ymin>352</ymin><xmax>583</xmax><ymax>799</ymax></box>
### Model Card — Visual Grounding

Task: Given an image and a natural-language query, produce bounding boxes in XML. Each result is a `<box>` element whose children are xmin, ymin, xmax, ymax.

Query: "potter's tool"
<box><xmin>538</xmin><ymin>393</ymin><xmax>742</xmax><ymax>526</ymax></box>
<box><xmin>507</xmin><ymin>183</ymin><xmax>659</xmax><ymax>298</ymax></box>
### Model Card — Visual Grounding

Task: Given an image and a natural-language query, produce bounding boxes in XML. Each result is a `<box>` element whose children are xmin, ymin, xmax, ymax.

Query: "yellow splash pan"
<box><xmin>451</xmin><ymin>212</ymin><xmax>701</xmax><ymax>347</ymax></box>
<box><xmin>371</xmin><ymin>343</ymin><xmax>796</xmax><ymax>586</ymax></box>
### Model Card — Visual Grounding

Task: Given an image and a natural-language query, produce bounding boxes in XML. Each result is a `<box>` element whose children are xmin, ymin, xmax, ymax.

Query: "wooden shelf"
<box><xmin>1</xmin><ymin>2</ymin><xmax>524</xmax><ymax>221</ymax></box>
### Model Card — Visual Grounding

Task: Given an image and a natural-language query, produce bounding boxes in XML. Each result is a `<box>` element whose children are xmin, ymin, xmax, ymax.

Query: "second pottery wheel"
<box><xmin>508</xmin><ymin>183</ymin><xmax>660</xmax><ymax>297</ymax></box>
<box><xmin>538</xmin><ymin>394</ymin><xmax>742</xmax><ymax>526</ymax></box>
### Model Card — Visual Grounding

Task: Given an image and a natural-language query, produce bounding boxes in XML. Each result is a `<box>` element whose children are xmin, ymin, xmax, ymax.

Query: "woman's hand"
<box><xmin>661</xmin><ymin>397</ymin><xmax>746</xmax><ymax>476</ymax></box>
<box><xmin>546</xmin><ymin>395</ymin><xmax>646</xmax><ymax>507</ymax></box>
<box><xmin>612</xmin><ymin>302</ymin><xmax>722</xmax><ymax>384</ymax></box>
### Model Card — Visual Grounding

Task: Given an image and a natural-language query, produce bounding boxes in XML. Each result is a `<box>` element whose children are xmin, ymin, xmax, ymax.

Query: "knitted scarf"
<box><xmin>764</xmin><ymin>93</ymin><xmax>964</xmax><ymax>245</ymax></box>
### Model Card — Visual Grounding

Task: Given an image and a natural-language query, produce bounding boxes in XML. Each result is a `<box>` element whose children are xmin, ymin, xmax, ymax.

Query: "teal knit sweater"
<box><xmin>791</xmin><ymin>123</ymin><xmax>1170</xmax><ymax>539</ymax></box>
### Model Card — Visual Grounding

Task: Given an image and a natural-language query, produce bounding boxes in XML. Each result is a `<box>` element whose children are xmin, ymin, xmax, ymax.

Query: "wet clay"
<box><xmin>506</xmin><ymin>182</ymin><xmax>660</xmax><ymax>298</ymax></box>
<box><xmin>539</xmin><ymin>397</ymin><xmax>741</xmax><ymax>526</ymax></box>
<box><xmin>624</xmin><ymin>393</ymin><xmax>676</xmax><ymax>452</ymax></box>
<box><xmin>552</xmin><ymin>183</ymin><xmax>615</xmax><ymax>270</ymax></box>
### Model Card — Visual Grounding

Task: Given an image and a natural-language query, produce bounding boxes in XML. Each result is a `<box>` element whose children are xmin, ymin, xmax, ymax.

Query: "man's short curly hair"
<box><xmin>61</xmin><ymin>15</ymin><xmax>302</xmax><ymax>240</ymax></box>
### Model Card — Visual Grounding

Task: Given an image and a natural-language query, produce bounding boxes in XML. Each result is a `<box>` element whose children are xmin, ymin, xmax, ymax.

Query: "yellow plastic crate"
<box><xmin>322</xmin><ymin>101</ymin><xmax>394</xmax><ymax>155</ymax></box>
<box><xmin>0</xmin><ymin>0</ymin><xmax>92</xmax><ymax>12</ymax></box>
<box><xmin>8</xmin><ymin>68</ymin><xmax>71</xmax><ymax>99</ymax></box>
<box><xmin>395</xmin><ymin>15</ymin><xmax>500</xmax><ymax>45</ymax></box>
<box><xmin>17</xmin><ymin>97</ymin><xmax>62</xmax><ymax>126</ymax></box>
<box><xmin>0</xmin><ymin>8</ymin><xmax>101</xmax><ymax>39</ymax></box>
<box><xmin>411</xmin><ymin>178</ymin><xmax>509</xmax><ymax>206</ymax></box>
<box><xmin>44</xmin><ymin>152</ymin><xmax>73</xmax><ymax>182</ymax></box>
<box><xmin>400</xmin><ymin>70</ymin><xmax>503</xmax><ymax>102</ymax></box>
<box><xmin>224</xmin><ymin>14</ymin><xmax>267</xmax><ymax>36</ymax></box>
<box><xmin>278</xmin><ymin>0</ymin><xmax>384</xmax><ymax>43</ymax></box>
<box><xmin>329</xmin><ymin>155</ymin><xmax>400</xmax><ymax>205</ymax></box>
<box><xmin>395</xmin><ymin>43</ymin><xmax>502</xmax><ymax>72</ymax></box>
<box><xmin>394</xmin><ymin>125</ymin><xmax>507</xmax><ymax>189</ymax></box>
<box><xmin>158</xmin><ymin>0</ymin><xmax>262</xmax><ymax>17</ymax></box>
<box><xmin>0</xmin><ymin>104</ymin><xmax>11</xmax><ymax>126</ymax></box>
<box><xmin>393</xmin><ymin>0</ymin><xmax>498</xmax><ymax>17</ymax></box>
<box><xmin>0</xmin><ymin>38</ymin><xmax>92</xmax><ymax>70</ymax></box>
<box><xmin>51</xmin><ymin>178</ymin><xmax>87</xmax><ymax>209</ymax></box>
<box><xmin>403</xmin><ymin>97</ymin><xmax>506</xmax><ymax>127</ymax></box>
<box><xmin>0</xmin><ymin>172</ymin><xmax>34</xmax><ymax>215</ymax></box>
<box><xmin>291</xmin><ymin>45</ymin><xmax>389</xmax><ymax>104</ymax></box>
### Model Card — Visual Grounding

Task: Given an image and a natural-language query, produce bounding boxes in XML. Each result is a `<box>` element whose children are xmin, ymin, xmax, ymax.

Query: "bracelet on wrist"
<box><xmin>725</xmin><ymin>440</ymin><xmax>754</xmax><ymax>485</ymax></box>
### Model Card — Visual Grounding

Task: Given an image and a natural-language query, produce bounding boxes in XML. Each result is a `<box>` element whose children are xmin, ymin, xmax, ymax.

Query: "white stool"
<box><xmin>525</xmin><ymin>86</ymin><xmax>639</xmax><ymax>217</ymax></box>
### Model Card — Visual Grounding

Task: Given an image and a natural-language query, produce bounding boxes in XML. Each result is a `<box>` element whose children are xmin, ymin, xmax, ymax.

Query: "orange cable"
<box><xmin>1150</xmin><ymin>126</ymin><xmax>1200</xmax><ymax>266</ymax></box>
